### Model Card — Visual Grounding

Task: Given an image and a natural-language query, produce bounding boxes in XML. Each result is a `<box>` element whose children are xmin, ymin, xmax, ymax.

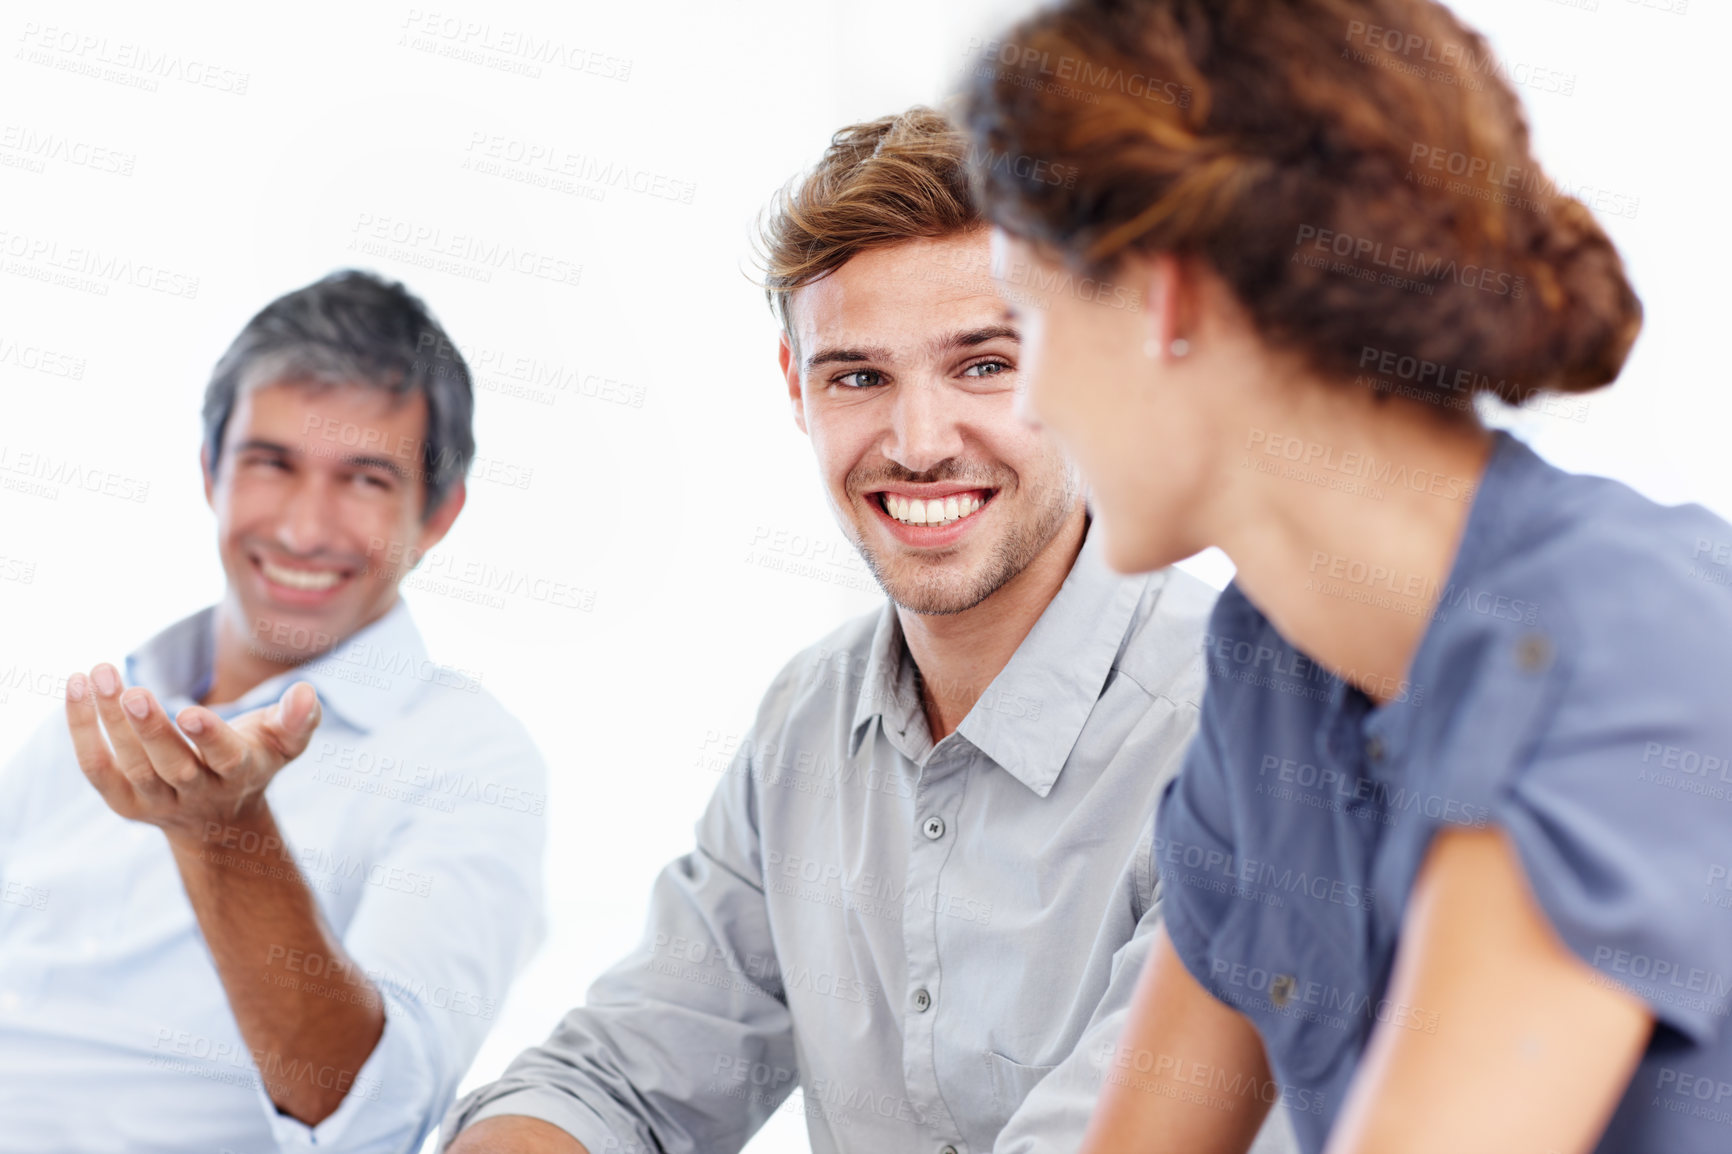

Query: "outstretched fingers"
<box><xmin>65</xmin><ymin>671</ymin><xmax>135</xmax><ymax>811</ymax></box>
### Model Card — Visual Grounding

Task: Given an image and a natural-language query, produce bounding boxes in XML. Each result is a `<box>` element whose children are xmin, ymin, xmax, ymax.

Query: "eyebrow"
<box><xmin>946</xmin><ymin>324</ymin><xmax>1019</xmax><ymax>351</ymax></box>
<box><xmin>235</xmin><ymin>437</ymin><xmax>410</xmax><ymax>479</ymax></box>
<box><xmin>805</xmin><ymin>345</ymin><xmax>894</xmax><ymax>372</ymax></box>
<box><xmin>234</xmin><ymin>437</ymin><xmax>298</xmax><ymax>458</ymax></box>
<box><xmin>802</xmin><ymin>325</ymin><xmax>1020</xmax><ymax>373</ymax></box>
<box><xmin>344</xmin><ymin>455</ymin><xmax>411</xmax><ymax>479</ymax></box>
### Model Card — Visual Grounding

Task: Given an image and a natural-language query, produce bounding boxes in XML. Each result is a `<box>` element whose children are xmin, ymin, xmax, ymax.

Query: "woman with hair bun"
<box><xmin>962</xmin><ymin>2</ymin><xmax>1728</xmax><ymax>1152</ymax></box>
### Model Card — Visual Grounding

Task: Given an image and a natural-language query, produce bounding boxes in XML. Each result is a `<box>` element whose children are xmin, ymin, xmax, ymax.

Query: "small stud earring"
<box><xmin>1142</xmin><ymin>338</ymin><xmax>1160</xmax><ymax>359</ymax></box>
<box><xmin>1170</xmin><ymin>338</ymin><xmax>1191</xmax><ymax>358</ymax></box>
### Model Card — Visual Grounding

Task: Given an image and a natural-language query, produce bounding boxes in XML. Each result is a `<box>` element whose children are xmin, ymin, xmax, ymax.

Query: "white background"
<box><xmin>0</xmin><ymin>1</ymin><xmax>1725</xmax><ymax>1150</ymax></box>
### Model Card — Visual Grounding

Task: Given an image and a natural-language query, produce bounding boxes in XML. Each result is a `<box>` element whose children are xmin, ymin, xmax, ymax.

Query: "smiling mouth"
<box><xmin>257</xmin><ymin>557</ymin><xmax>349</xmax><ymax>592</ymax></box>
<box><xmin>875</xmin><ymin>489</ymin><xmax>996</xmax><ymax>528</ymax></box>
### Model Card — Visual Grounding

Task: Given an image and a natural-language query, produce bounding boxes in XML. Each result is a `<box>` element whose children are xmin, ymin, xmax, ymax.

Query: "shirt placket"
<box><xmin>1329</xmin><ymin>692</ymin><xmax>1405</xmax><ymax>986</ymax></box>
<box><xmin>900</xmin><ymin>736</ymin><xmax>970</xmax><ymax>1154</ymax></box>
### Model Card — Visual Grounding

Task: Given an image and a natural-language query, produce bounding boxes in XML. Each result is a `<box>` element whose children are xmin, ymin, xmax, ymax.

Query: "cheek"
<box><xmin>213</xmin><ymin>478</ymin><xmax>263</xmax><ymax>538</ymax></box>
<box><xmin>381</xmin><ymin>508</ymin><xmax>429</xmax><ymax>560</ymax></box>
<box><xmin>988</xmin><ymin>418</ymin><xmax>1063</xmax><ymax>482</ymax></box>
<box><xmin>327</xmin><ymin>489</ymin><xmax>413</xmax><ymax>561</ymax></box>
<box><xmin>1062</xmin><ymin>326</ymin><xmax>1140</xmax><ymax>437</ymax></box>
<box><xmin>806</xmin><ymin>408</ymin><xmax>874</xmax><ymax>491</ymax></box>
<box><xmin>1019</xmin><ymin>338</ymin><xmax>1093</xmax><ymax>453</ymax></box>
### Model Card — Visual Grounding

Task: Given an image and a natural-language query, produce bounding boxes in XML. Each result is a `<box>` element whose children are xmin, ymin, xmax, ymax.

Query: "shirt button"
<box><xmin>1270</xmin><ymin>974</ymin><xmax>1296</xmax><ymax>1009</ymax></box>
<box><xmin>922</xmin><ymin>815</ymin><xmax>946</xmax><ymax>841</ymax></box>
<box><xmin>1365</xmin><ymin>734</ymin><xmax>1386</xmax><ymax>764</ymax></box>
<box><xmin>1515</xmin><ymin>633</ymin><xmax>1553</xmax><ymax>673</ymax></box>
<box><xmin>912</xmin><ymin>987</ymin><xmax>932</xmax><ymax>1012</ymax></box>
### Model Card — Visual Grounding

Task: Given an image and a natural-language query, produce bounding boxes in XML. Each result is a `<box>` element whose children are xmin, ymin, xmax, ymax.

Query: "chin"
<box><xmin>882</xmin><ymin>570</ymin><xmax>989</xmax><ymax>616</ymax></box>
<box><xmin>1096</xmin><ymin>514</ymin><xmax>1175</xmax><ymax>577</ymax></box>
<box><xmin>859</xmin><ymin>540</ymin><xmax>1018</xmax><ymax>616</ymax></box>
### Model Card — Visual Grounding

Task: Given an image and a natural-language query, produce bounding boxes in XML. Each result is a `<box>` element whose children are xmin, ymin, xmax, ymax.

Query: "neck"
<box><xmin>202</xmin><ymin>593</ymin><xmax>395</xmax><ymax>707</ymax></box>
<box><xmin>1213</xmin><ymin>387</ymin><xmax>1495</xmax><ymax>705</ymax></box>
<box><xmin>897</xmin><ymin>508</ymin><xmax>1088</xmax><ymax>743</ymax></box>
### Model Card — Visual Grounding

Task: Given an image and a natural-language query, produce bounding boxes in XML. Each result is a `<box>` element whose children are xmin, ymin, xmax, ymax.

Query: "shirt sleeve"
<box><xmin>0</xmin><ymin>734</ymin><xmax>35</xmax><ymax>878</ymax></box>
<box><xmin>256</xmin><ymin>714</ymin><xmax>549</xmax><ymax>1154</ymax></box>
<box><xmin>439</xmin><ymin>716</ymin><xmax>796</xmax><ymax>1154</ymax></box>
<box><xmin>1431</xmin><ymin>572</ymin><xmax>1732</xmax><ymax>1050</ymax></box>
<box><xmin>0</xmin><ymin>716</ymin><xmax>69</xmax><ymax>881</ymax></box>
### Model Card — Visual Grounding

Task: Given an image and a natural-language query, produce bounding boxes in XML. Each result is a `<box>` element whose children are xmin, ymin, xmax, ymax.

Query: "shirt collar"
<box><xmin>124</xmin><ymin>599</ymin><xmax>432</xmax><ymax>734</ymax></box>
<box><xmin>848</xmin><ymin>522</ymin><xmax>1147</xmax><ymax>798</ymax></box>
<box><xmin>848</xmin><ymin>606</ymin><xmax>918</xmax><ymax>753</ymax></box>
<box><xmin>125</xmin><ymin>609</ymin><xmax>218</xmax><ymax>709</ymax></box>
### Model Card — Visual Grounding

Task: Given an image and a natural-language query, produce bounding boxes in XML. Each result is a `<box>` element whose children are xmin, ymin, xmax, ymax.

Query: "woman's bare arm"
<box><xmin>1326</xmin><ymin>827</ymin><xmax>1654</xmax><ymax>1154</ymax></box>
<box><xmin>1079</xmin><ymin>924</ymin><xmax>1276</xmax><ymax>1154</ymax></box>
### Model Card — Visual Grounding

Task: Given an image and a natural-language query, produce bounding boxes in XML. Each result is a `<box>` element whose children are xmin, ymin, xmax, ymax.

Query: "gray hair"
<box><xmin>201</xmin><ymin>269</ymin><xmax>475</xmax><ymax>516</ymax></box>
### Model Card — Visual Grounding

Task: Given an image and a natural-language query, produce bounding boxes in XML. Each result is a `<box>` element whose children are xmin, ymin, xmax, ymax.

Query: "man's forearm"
<box><xmin>170</xmin><ymin>803</ymin><xmax>386</xmax><ymax>1126</ymax></box>
<box><xmin>447</xmin><ymin>1115</ymin><xmax>590</xmax><ymax>1153</ymax></box>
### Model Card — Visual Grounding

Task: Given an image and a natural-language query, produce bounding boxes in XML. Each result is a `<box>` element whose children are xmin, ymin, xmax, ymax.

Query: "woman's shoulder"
<box><xmin>1463</xmin><ymin>444</ymin><xmax>1732</xmax><ymax>695</ymax></box>
<box><xmin>1406</xmin><ymin>449</ymin><xmax>1732</xmax><ymax>812</ymax></box>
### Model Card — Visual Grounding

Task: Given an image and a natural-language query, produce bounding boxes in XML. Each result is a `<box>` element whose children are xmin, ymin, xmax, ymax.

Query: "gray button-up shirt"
<box><xmin>444</xmin><ymin>529</ymin><xmax>1296</xmax><ymax>1153</ymax></box>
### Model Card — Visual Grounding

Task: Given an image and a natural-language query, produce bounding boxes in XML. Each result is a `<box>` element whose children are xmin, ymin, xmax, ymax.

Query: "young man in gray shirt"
<box><xmin>444</xmin><ymin>107</ymin><xmax>1297</xmax><ymax>1154</ymax></box>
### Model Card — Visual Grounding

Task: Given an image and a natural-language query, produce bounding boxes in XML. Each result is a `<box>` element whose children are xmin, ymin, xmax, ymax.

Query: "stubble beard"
<box><xmin>849</xmin><ymin>475</ymin><xmax>1080</xmax><ymax>616</ymax></box>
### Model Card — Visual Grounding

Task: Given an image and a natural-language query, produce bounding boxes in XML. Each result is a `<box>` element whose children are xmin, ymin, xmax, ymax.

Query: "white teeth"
<box><xmin>883</xmin><ymin>492</ymin><xmax>987</xmax><ymax>528</ymax></box>
<box><xmin>261</xmin><ymin>560</ymin><xmax>344</xmax><ymax>591</ymax></box>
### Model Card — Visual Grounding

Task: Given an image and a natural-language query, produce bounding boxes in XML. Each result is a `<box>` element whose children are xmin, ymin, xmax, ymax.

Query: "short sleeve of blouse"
<box><xmin>1431</xmin><ymin>536</ymin><xmax>1732</xmax><ymax>1049</ymax></box>
<box><xmin>1495</xmin><ymin>688</ymin><xmax>1732</xmax><ymax>1045</ymax></box>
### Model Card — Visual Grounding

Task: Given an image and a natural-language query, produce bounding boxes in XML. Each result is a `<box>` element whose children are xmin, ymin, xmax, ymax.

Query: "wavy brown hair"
<box><xmin>758</xmin><ymin>108</ymin><xmax>977</xmax><ymax>355</ymax></box>
<box><xmin>960</xmin><ymin>0</ymin><xmax>1641</xmax><ymax>405</ymax></box>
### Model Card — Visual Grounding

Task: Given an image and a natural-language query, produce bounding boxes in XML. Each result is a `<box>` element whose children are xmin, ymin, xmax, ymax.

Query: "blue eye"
<box><xmin>963</xmin><ymin>360</ymin><xmax>1012</xmax><ymax>378</ymax></box>
<box><xmin>835</xmin><ymin>370</ymin><xmax>884</xmax><ymax>389</ymax></box>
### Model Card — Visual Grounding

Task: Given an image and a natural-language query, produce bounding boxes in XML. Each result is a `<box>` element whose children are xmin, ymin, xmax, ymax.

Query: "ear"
<box><xmin>201</xmin><ymin>443</ymin><xmax>216</xmax><ymax>510</ymax></box>
<box><xmin>413</xmin><ymin>480</ymin><xmax>466</xmax><ymax>559</ymax></box>
<box><xmin>1139</xmin><ymin>252</ymin><xmax>1191</xmax><ymax>362</ymax></box>
<box><xmin>779</xmin><ymin>331</ymin><xmax>808</xmax><ymax>436</ymax></box>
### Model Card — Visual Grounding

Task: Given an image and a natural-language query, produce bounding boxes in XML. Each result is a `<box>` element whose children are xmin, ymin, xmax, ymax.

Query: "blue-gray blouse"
<box><xmin>1158</xmin><ymin>431</ymin><xmax>1732</xmax><ymax>1153</ymax></box>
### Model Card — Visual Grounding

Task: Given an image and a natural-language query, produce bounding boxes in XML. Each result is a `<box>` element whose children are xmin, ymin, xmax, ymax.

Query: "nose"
<box><xmin>273</xmin><ymin>474</ymin><xmax>339</xmax><ymax>556</ymax></box>
<box><xmin>884</xmin><ymin>376</ymin><xmax>967</xmax><ymax>474</ymax></box>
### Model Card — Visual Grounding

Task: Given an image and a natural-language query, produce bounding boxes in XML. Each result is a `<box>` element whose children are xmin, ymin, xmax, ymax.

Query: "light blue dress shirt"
<box><xmin>0</xmin><ymin>601</ymin><xmax>547</xmax><ymax>1154</ymax></box>
<box><xmin>1159</xmin><ymin>431</ymin><xmax>1732</xmax><ymax>1152</ymax></box>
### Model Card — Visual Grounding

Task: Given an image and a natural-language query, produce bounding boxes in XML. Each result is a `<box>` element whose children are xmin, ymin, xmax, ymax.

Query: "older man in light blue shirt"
<box><xmin>0</xmin><ymin>270</ymin><xmax>545</xmax><ymax>1153</ymax></box>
